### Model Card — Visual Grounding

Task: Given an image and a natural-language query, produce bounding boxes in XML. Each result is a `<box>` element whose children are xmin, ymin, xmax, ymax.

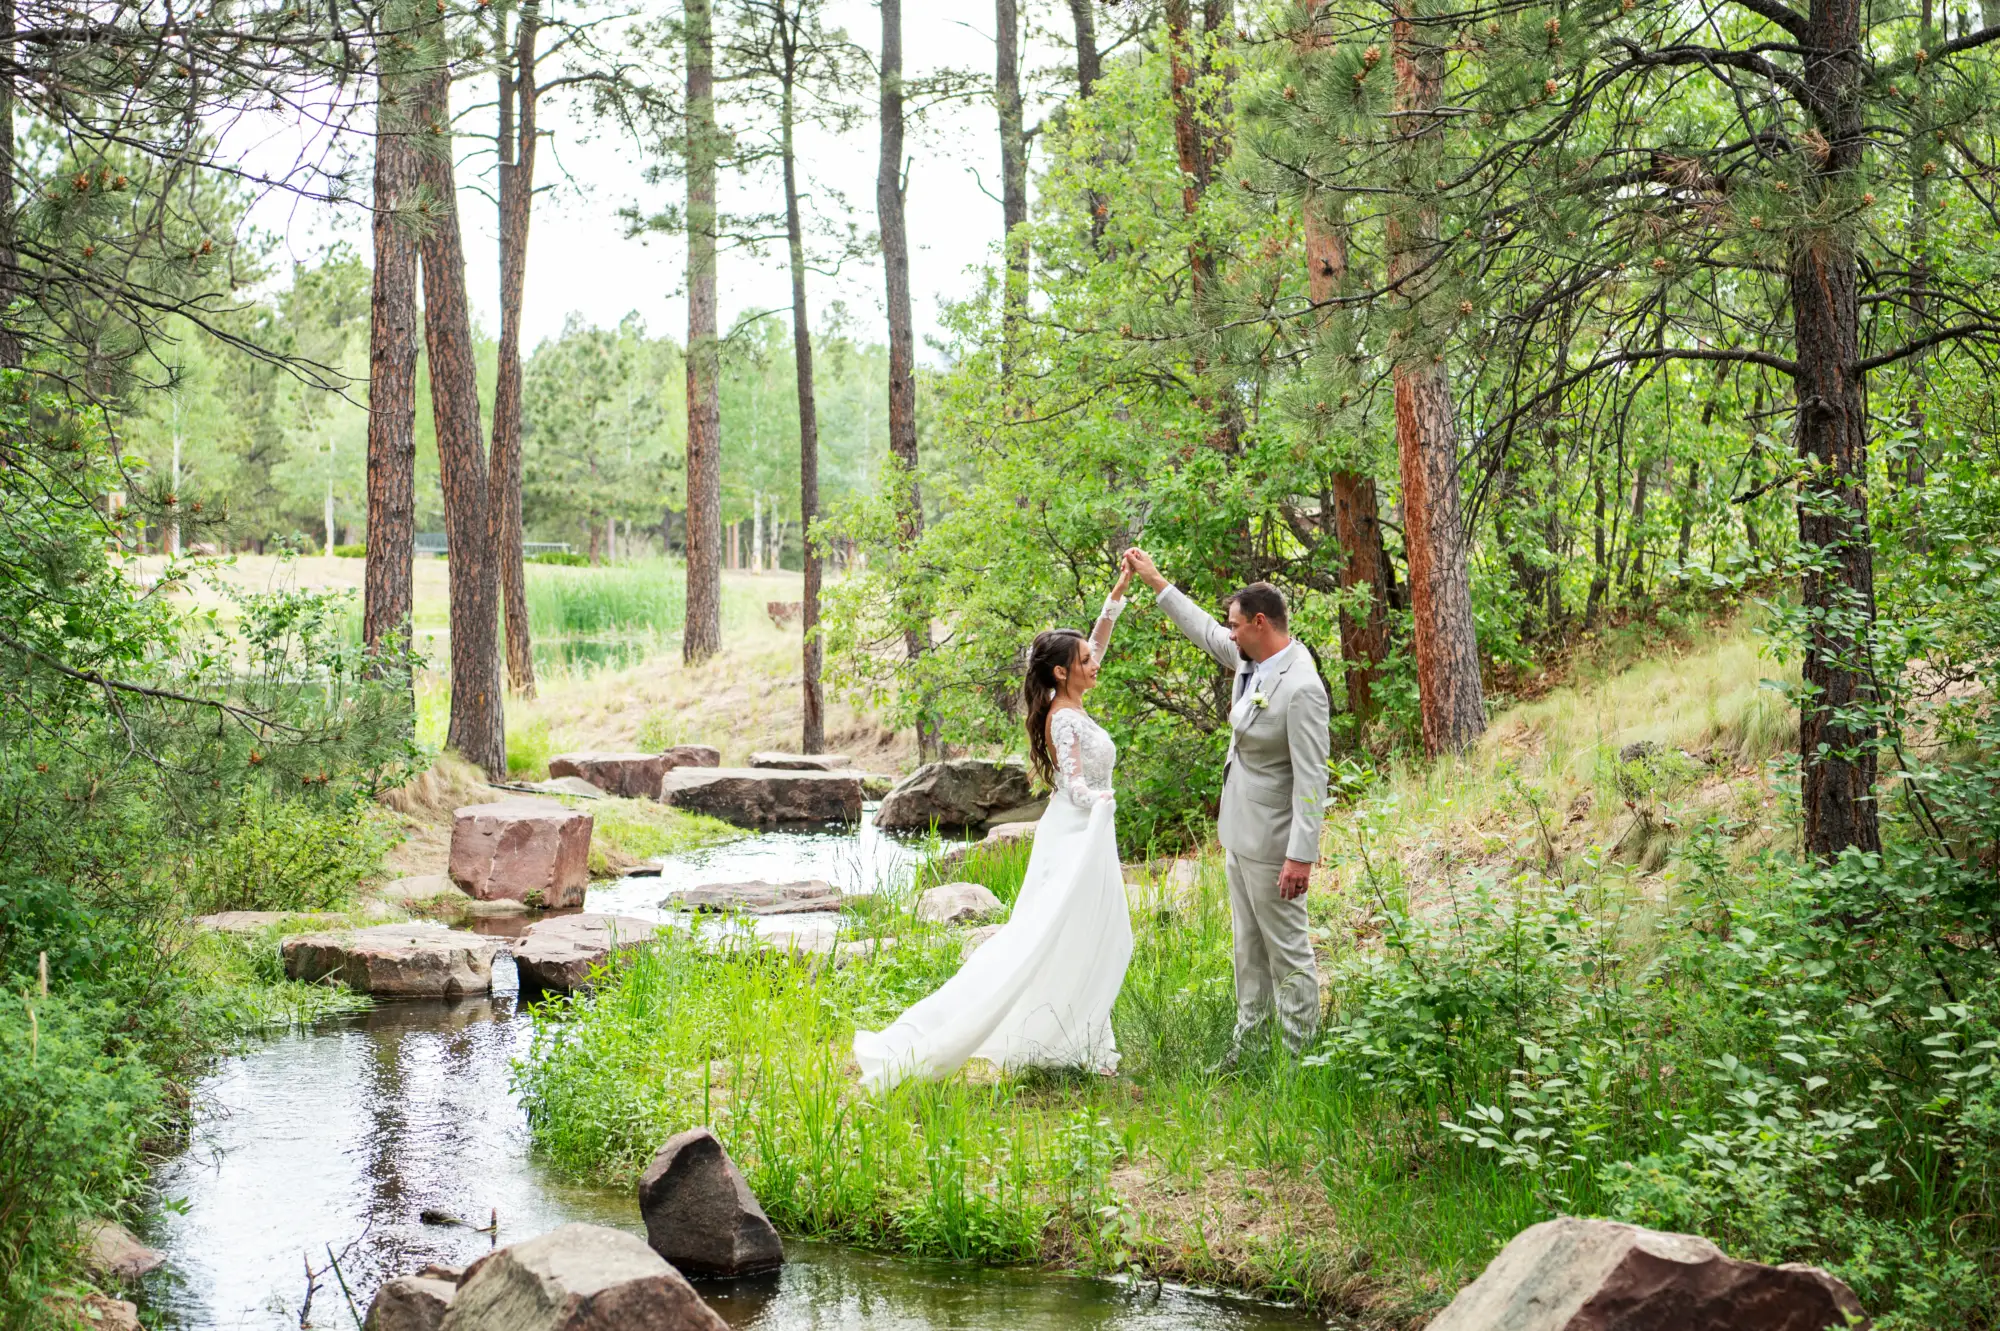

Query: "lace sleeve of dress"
<box><xmin>1049</xmin><ymin>709</ymin><xmax>1110</xmax><ymax>809</ymax></box>
<box><xmin>1088</xmin><ymin>594</ymin><xmax>1126</xmax><ymax>669</ymax></box>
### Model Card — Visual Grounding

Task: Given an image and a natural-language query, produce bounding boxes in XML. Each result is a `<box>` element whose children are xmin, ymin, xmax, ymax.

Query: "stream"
<box><xmin>140</xmin><ymin>812</ymin><xmax>1322</xmax><ymax>1330</ymax></box>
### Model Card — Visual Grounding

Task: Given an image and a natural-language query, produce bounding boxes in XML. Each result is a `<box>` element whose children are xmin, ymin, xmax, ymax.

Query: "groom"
<box><xmin>1124</xmin><ymin>549</ymin><xmax>1330</xmax><ymax>1062</ymax></box>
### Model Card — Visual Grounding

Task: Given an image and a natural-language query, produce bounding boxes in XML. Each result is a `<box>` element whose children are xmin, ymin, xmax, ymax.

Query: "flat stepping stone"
<box><xmin>513</xmin><ymin>775</ymin><xmax>607</xmax><ymax>799</ymax></box>
<box><xmin>444</xmin><ymin>1223</ymin><xmax>726</xmax><ymax>1331</ymax></box>
<box><xmin>449</xmin><ymin>799</ymin><xmax>592</xmax><ymax>907</ymax></box>
<box><xmin>514</xmin><ymin>914</ymin><xmax>659</xmax><ymax>994</ymax></box>
<box><xmin>664</xmin><ymin>879</ymin><xmax>843</xmax><ymax>915</ymax></box>
<box><xmin>281</xmin><ymin>923</ymin><xmax>501</xmax><ymax>996</ymax></box>
<box><xmin>547</xmin><ymin>752</ymin><xmax>675</xmax><ymax>799</ymax></box>
<box><xmin>378</xmin><ymin>873</ymin><xmax>466</xmax><ymax>905</ymax></box>
<box><xmin>659</xmin><ymin>768</ymin><xmax>862</xmax><ymax>827</ymax></box>
<box><xmin>748</xmin><ymin>750</ymin><xmax>852</xmax><ymax>770</ymax></box>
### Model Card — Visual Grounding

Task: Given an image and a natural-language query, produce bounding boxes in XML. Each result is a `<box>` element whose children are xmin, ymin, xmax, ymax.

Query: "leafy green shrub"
<box><xmin>187</xmin><ymin>791</ymin><xmax>393</xmax><ymax>914</ymax></box>
<box><xmin>528</xmin><ymin>550</ymin><xmax>589</xmax><ymax>567</ymax></box>
<box><xmin>0</xmin><ymin>993</ymin><xmax>163</xmax><ymax>1316</ymax></box>
<box><xmin>331</xmin><ymin>542</ymin><xmax>366</xmax><ymax>558</ymax></box>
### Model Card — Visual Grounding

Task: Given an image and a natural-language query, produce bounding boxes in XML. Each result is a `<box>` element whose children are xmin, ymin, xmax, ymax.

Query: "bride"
<box><xmin>853</xmin><ymin>568</ymin><xmax>1136</xmax><ymax>1091</ymax></box>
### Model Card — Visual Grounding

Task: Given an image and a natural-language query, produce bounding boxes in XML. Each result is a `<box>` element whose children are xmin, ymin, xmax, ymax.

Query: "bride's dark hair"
<box><xmin>1022</xmin><ymin>628</ymin><xmax>1087</xmax><ymax>788</ymax></box>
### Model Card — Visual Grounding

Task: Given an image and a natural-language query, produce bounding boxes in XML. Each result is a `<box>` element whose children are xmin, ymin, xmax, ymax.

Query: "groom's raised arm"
<box><xmin>1126</xmin><ymin>549</ymin><xmax>1241</xmax><ymax>672</ymax></box>
<box><xmin>1156</xmin><ymin>585</ymin><xmax>1242</xmax><ymax>672</ymax></box>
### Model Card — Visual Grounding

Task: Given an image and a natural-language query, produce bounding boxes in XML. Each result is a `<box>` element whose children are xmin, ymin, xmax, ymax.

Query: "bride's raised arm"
<box><xmin>1087</xmin><ymin>563</ymin><xmax>1135</xmax><ymax>666</ymax></box>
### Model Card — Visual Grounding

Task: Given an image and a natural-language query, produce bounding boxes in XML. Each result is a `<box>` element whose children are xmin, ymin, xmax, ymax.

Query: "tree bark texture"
<box><xmin>1387</xmin><ymin>4</ymin><xmax>1484</xmax><ymax>755</ymax></box>
<box><xmin>1067</xmin><ymin>0</ymin><xmax>1108</xmax><ymax>247</ymax></box>
<box><xmin>780</xmin><ymin>40</ymin><xmax>825</xmax><ymax>753</ymax></box>
<box><xmin>0</xmin><ymin>0</ymin><xmax>19</xmax><ymax>370</ymax></box>
<box><xmin>492</xmin><ymin>5</ymin><xmax>539</xmax><ymax>698</ymax></box>
<box><xmin>1302</xmin><ymin>187</ymin><xmax>1390</xmax><ymax>723</ymax></box>
<box><xmin>364</xmin><ymin>62</ymin><xmax>418</xmax><ymax>680</ymax></box>
<box><xmin>683</xmin><ymin>0</ymin><xmax>723</xmax><ymax>666</ymax></box>
<box><xmin>879</xmin><ymin>0</ymin><xmax>933</xmax><ymax>757</ymax></box>
<box><xmin>1790</xmin><ymin>0</ymin><xmax>1881</xmax><ymax>858</ymax></box>
<box><xmin>413</xmin><ymin>48</ymin><xmax>506</xmax><ymax>776</ymax></box>
<box><xmin>996</xmin><ymin>0</ymin><xmax>1028</xmax><ymax>370</ymax></box>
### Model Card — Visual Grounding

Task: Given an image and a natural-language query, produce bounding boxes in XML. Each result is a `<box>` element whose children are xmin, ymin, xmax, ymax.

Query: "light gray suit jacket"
<box><xmin>1158</xmin><ymin>585</ymin><xmax>1331</xmax><ymax>865</ymax></box>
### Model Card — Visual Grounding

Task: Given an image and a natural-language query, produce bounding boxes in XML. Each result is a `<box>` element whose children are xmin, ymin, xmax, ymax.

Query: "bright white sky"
<box><xmin>250</xmin><ymin>1</ymin><xmax>1080</xmax><ymax>363</ymax></box>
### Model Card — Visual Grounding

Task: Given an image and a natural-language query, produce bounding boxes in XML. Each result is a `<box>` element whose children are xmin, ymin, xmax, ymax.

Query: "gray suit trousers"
<box><xmin>1226</xmin><ymin>850</ymin><xmax>1321</xmax><ymax>1053</ymax></box>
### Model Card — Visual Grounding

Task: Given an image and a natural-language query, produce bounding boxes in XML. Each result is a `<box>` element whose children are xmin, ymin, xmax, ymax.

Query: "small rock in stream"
<box><xmin>441</xmin><ymin>1223</ymin><xmax>727</xmax><ymax>1331</ymax></box>
<box><xmin>638</xmin><ymin>1129</ymin><xmax>786</xmax><ymax>1278</ymax></box>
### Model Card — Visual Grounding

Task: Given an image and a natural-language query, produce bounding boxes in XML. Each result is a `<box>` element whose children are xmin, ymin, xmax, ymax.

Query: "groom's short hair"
<box><xmin>1228</xmin><ymin>581</ymin><xmax>1288</xmax><ymax>628</ymax></box>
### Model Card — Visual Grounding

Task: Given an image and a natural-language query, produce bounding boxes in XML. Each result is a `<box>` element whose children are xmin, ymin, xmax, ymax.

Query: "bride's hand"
<box><xmin>1110</xmin><ymin>561</ymin><xmax>1134</xmax><ymax>600</ymax></box>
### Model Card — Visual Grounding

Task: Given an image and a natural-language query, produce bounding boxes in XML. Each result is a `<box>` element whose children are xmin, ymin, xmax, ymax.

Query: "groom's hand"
<box><xmin>1278</xmin><ymin>859</ymin><xmax>1312</xmax><ymax>900</ymax></box>
<box><xmin>1124</xmin><ymin>547</ymin><xmax>1168</xmax><ymax>593</ymax></box>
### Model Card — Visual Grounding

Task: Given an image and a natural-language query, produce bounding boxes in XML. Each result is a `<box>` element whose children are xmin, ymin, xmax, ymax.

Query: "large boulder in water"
<box><xmin>1425</xmin><ymin>1217</ymin><xmax>1869</xmax><ymax>1331</ymax></box>
<box><xmin>513</xmin><ymin>914</ymin><xmax>659</xmax><ymax>994</ymax></box>
<box><xmin>442</xmin><ymin>1224</ymin><xmax>726</xmax><ymax>1331</ymax></box>
<box><xmin>546</xmin><ymin>752</ymin><xmax>675</xmax><ymax>800</ymax></box>
<box><xmin>638</xmin><ymin>1129</ymin><xmax>785</xmax><ymax>1278</ymax></box>
<box><xmin>363</xmin><ymin>1276</ymin><xmax>456</xmax><ymax>1331</ymax></box>
<box><xmin>658</xmin><ymin>768</ymin><xmax>862</xmax><ymax>827</ymax></box>
<box><xmin>282</xmin><ymin>924</ymin><xmax>500</xmax><ymax>996</ymax></box>
<box><xmin>449</xmin><ymin>800</ymin><xmax>592</xmax><ymax>907</ymax></box>
<box><xmin>874</xmin><ymin>758</ymin><xmax>1036</xmax><ymax>832</ymax></box>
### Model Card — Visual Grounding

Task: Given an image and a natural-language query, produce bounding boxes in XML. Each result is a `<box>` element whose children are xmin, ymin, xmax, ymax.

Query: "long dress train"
<box><xmin>854</xmin><ymin>601</ymin><xmax>1133</xmax><ymax>1092</ymax></box>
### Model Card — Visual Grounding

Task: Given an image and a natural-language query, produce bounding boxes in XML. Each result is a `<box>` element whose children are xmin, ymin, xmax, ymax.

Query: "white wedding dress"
<box><xmin>854</xmin><ymin>602</ymin><xmax>1134</xmax><ymax>1092</ymax></box>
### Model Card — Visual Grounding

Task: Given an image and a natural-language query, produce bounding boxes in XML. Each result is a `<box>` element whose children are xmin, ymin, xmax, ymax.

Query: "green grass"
<box><xmin>585</xmin><ymin>797</ymin><xmax>741</xmax><ymax>876</ymax></box>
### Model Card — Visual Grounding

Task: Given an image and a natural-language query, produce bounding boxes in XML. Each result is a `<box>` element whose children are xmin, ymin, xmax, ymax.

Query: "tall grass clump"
<box><xmin>526</xmin><ymin>564</ymin><xmax>686</xmax><ymax>639</ymax></box>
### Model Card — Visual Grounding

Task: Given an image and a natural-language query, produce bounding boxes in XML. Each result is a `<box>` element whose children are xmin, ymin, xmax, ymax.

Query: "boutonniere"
<box><xmin>1249</xmin><ymin>690</ymin><xmax>1269</xmax><ymax>710</ymax></box>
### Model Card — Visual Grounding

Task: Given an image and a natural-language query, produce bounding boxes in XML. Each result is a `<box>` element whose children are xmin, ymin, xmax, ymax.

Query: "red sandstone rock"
<box><xmin>449</xmin><ymin>800</ymin><xmax>592</xmax><ymax>906</ymax></box>
<box><xmin>281</xmin><ymin>924</ymin><xmax>500</xmax><ymax>997</ymax></box>
<box><xmin>513</xmin><ymin>914</ymin><xmax>659</xmax><ymax>994</ymax></box>
<box><xmin>1425</xmin><ymin>1217</ymin><xmax>1869</xmax><ymax>1331</ymax></box>
<box><xmin>658</xmin><ymin>768</ymin><xmax>861</xmax><ymax>826</ymax></box>
<box><xmin>547</xmin><ymin>752</ymin><xmax>674</xmax><ymax>799</ymax></box>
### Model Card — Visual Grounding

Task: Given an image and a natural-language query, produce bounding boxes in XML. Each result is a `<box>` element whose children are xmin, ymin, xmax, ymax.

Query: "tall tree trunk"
<box><xmin>414</xmin><ymin>38</ymin><xmax>505</xmax><ymax>776</ymax></box>
<box><xmin>683</xmin><ymin>0</ymin><xmax>723</xmax><ymax>665</ymax></box>
<box><xmin>1624</xmin><ymin>457</ymin><xmax>1651</xmax><ymax>596</ymax></box>
<box><xmin>1067</xmin><ymin>0</ymin><xmax>1108</xmax><ymax>247</ymax></box>
<box><xmin>1069</xmin><ymin>0</ymin><xmax>1100</xmax><ymax>92</ymax></box>
<box><xmin>1675</xmin><ymin>459</ymin><xmax>1698</xmax><ymax>587</ymax></box>
<box><xmin>780</xmin><ymin>41</ymin><xmax>825</xmax><ymax>754</ymax></box>
<box><xmin>996</xmin><ymin>0</ymin><xmax>1028</xmax><ymax>371</ymax></box>
<box><xmin>880</xmin><ymin>0</ymin><xmax>934</xmax><ymax>759</ymax></box>
<box><xmin>492</xmin><ymin>4</ymin><xmax>539</xmax><ymax>697</ymax></box>
<box><xmin>364</xmin><ymin>47</ymin><xmax>418</xmax><ymax>687</ymax></box>
<box><xmin>0</xmin><ymin>0</ymin><xmax>19</xmax><ymax>371</ymax></box>
<box><xmin>1586</xmin><ymin>462</ymin><xmax>1608</xmax><ymax>624</ymax></box>
<box><xmin>1903</xmin><ymin>0</ymin><xmax>1932</xmax><ymax>498</ymax></box>
<box><xmin>1302</xmin><ymin>187</ymin><xmax>1390</xmax><ymax>723</ymax></box>
<box><xmin>1386</xmin><ymin>1</ymin><xmax>1483</xmax><ymax>754</ymax></box>
<box><xmin>1791</xmin><ymin>0</ymin><xmax>1881</xmax><ymax>858</ymax></box>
